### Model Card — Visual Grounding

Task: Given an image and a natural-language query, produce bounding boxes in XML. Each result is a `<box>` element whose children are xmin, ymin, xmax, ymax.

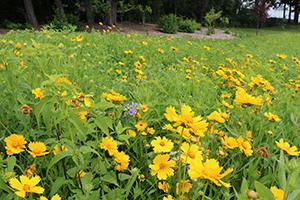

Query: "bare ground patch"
<box><xmin>116</xmin><ymin>22</ymin><xmax>234</xmax><ymax>39</ymax></box>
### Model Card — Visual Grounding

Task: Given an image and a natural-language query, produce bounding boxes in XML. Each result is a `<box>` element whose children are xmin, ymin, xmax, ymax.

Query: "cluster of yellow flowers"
<box><xmin>100</xmin><ymin>137</ymin><xmax>130</xmax><ymax>171</ymax></box>
<box><xmin>102</xmin><ymin>90</ymin><xmax>127</xmax><ymax>102</ymax></box>
<box><xmin>4</xmin><ymin>134</ymin><xmax>48</xmax><ymax>157</ymax></box>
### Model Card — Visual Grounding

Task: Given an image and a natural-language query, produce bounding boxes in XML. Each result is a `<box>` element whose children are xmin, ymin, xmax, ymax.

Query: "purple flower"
<box><xmin>124</xmin><ymin>102</ymin><xmax>138</xmax><ymax>116</ymax></box>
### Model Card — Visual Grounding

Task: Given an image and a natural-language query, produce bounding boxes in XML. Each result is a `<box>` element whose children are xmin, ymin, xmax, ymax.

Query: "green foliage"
<box><xmin>3</xmin><ymin>20</ymin><xmax>32</xmax><ymax>30</ymax></box>
<box><xmin>178</xmin><ymin>18</ymin><xmax>200</xmax><ymax>33</ymax></box>
<box><xmin>0</xmin><ymin>28</ymin><xmax>300</xmax><ymax>199</ymax></box>
<box><xmin>204</xmin><ymin>8</ymin><xmax>222</xmax><ymax>35</ymax></box>
<box><xmin>158</xmin><ymin>14</ymin><xmax>179</xmax><ymax>34</ymax></box>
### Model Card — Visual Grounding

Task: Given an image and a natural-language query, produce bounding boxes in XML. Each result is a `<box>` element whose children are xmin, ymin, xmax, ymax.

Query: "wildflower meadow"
<box><xmin>0</xmin><ymin>28</ymin><xmax>300</xmax><ymax>200</ymax></box>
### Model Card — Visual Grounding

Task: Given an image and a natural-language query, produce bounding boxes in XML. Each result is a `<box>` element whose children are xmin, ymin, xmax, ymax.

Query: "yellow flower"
<box><xmin>53</xmin><ymin>144</ymin><xmax>68</xmax><ymax>155</ymax></box>
<box><xmin>124</xmin><ymin>50</ymin><xmax>133</xmax><ymax>55</ymax></box>
<box><xmin>25</xmin><ymin>164</ymin><xmax>36</xmax><ymax>177</ymax></box>
<box><xmin>135</xmin><ymin>121</ymin><xmax>148</xmax><ymax>132</ymax></box>
<box><xmin>4</xmin><ymin>134</ymin><xmax>27</xmax><ymax>155</ymax></box>
<box><xmin>164</xmin><ymin>104</ymin><xmax>208</xmax><ymax>137</ymax></box>
<box><xmin>134</xmin><ymin>61</ymin><xmax>143</xmax><ymax>69</ymax></box>
<box><xmin>221</xmin><ymin>136</ymin><xmax>238</xmax><ymax>149</ymax></box>
<box><xmin>9</xmin><ymin>175</ymin><xmax>44</xmax><ymax>198</ymax></box>
<box><xmin>114</xmin><ymin>151</ymin><xmax>130</xmax><ymax>171</ymax></box>
<box><xmin>40</xmin><ymin>196</ymin><xmax>48</xmax><ymax>200</ymax></box>
<box><xmin>149</xmin><ymin>154</ymin><xmax>176</xmax><ymax>180</ymax></box>
<box><xmin>127</xmin><ymin>129</ymin><xmax>137</xmax><ymax>137</ymax></box>
<box><xmin>51</xmin><ymin>194</ymin><xmax>61</xmax><ymax>200</ymax></box>
<box><xmin>151</xmin><ymin>136</ymin><xmax>174</xmax><ymax>153</ymax></box>
<box><xmin>147</xmin><ymin>127</ymin><xmax>155</xmax><ymax>135</ymax></box>
<box><xmin>55</xmin><ymin>77</ymin><xmax>71</xmax><ymax>85</ymax></box>
<box><xmin>188</xmin><ymin>158</ymin><xmax>233</xmax><ymax>188</ymax></box>
<box><xmin>78</xmin><ymin>111</ymin><xmax>88</xmax><ymax>120</ymax></box>
<box><xmin>234</xmin><ymin>87</ymin><xmax>262</xmax><ymax>106</ymax></box>
<box><xmin>158</xmin><ymin>181</ymin><xmax>170</xmax><ymax>193</ymax></box>
<box><xmin>180</xmin><ymin>142</ymin><xmax>202</xmax><ymax>164</ymax></box>
<box><xmin>140</xmin><ymin>104</ymin><xmax>148</xmax><ymax>112</ymax></box>
<box><xmin>276</xmin><ymin>54</ymin><xmax>288</xmax><ymax>59</ymax></box>
<box><xmin>84</xmin><ymin>97</ymin><xmax>93</xmax><ymax>107</ymax></box>
<box><xmin>100</xmin><ymin>137</ymin><xmax>118</xmax><ymax>156</ymax></box>
<box><xmin>157</xmin><ymin>48</ymin><xmax>165</xmax><ymax>54</ymax></box>
<box><xmin>176</xmin><ymin>180</ymin><xmax>192</xmax><ymax>194</ymax></box>
<box><xmin>222</xmin><ymin>101</ymin><xmax>234</xmax><ymax>109</ymax></box>
<box><xmin>102</xmin><ymin>90</ymin><xmax>127</xmax><ymax>102</ymax></box>
<box><xmin>270</xmin><ymin>186</ymin><xmax>284</xmax><ymax>200</ymax></box>
<box><xmin>207</xmin><ymin>111</ymin><xmax>229</xmax><ymax>123</ymax></box>
<box><xmin>57</xmin><ymin>90</ymin><xmax>67</xmax><ymax>97</ymax></box>
<box><xmin>71</xmin><ymin>34</ymin><xmax>83</xmax><ymax>42</ymax></box>
<box><xmin>264</xmin><ymin>112</ymin><xmax>280</xmax><ymax>122</ymax></box>
<box><xmin>28</xmin><ymin>142</ymin><xmax>49</xmax><ymax>158</ymax></box>
<box><xmin>237</xmin><ymin>137</ymin><xmax>253</xmax><ymax>157</ymax></box>
<box><xmin>171</xmin><ymin>46</ymin><xmax>178</xmax><ymax>51</ymax></box>
<box><xmin>15</xmin><ymin>42</ymin><xmax>22</xmax><ymax>49</ymax></box>
<box><xmin>276</xmin><ymin>138</ymin><xmax>299</xmax><ymax>156</ymax></box>
<box><xmin>32</xmin><ymin>88</ymin><xmax>45</xmax><ymax>99</ymax></box>
<box><xmin>163</xmin><ymin>195</ymin><xmax>174</xmax><ymax>200</ymax></box>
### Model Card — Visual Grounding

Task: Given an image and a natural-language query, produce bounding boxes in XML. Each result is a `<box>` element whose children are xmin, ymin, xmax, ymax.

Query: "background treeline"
<box><xmin>0</xmin><ymin>0</ymin><xmax>299</xmax><ymax>29</ymax></box>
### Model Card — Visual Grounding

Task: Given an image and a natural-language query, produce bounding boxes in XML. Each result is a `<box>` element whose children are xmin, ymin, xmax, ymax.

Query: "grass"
<box><xmin>0</xmin><ymin>27</ymin><xmax>299</xmax><ymax>199</ymax></box>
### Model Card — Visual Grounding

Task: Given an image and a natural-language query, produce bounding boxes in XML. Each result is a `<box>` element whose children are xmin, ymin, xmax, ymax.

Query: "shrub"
<box><xmin>158</xmin><ymin>14</ymin><xmax>178</xmax><ymax>34</ymax></box>
<box><xmin>178</xmin><ymin>19</ymin><xmax>200</xmax><ymax>33</ymax></box>
<box><xmin>47</xmin><ymin>9</ymin><xmax>78</xmax><ymax>31</ymax></box>
<box><xmin>204</xmin><ymin>8</ymin><xmax>222</xmax><ymax>35</ymax></box>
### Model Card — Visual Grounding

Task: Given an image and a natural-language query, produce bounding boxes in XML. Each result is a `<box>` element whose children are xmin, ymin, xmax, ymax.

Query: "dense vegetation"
<box><xmin>0</xmin><ymin>0</ymin><xmax>299</xmax><ymax>30</ymax></box>
<box><xmin>0</xmin><ymin>28</ymin><xmax>299</xmax><ymax>199</ymax></box>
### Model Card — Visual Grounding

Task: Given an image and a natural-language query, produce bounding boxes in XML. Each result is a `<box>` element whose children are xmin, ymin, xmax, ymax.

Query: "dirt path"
<box><xmin>0</xmin><ymin>22</ymin><xmax>234</xmax><ymax>39</ymax></box>
<box><xmin>117</xmin><ymin>22</ymin><xmax>234</xmax><ymax>39</ymax></box>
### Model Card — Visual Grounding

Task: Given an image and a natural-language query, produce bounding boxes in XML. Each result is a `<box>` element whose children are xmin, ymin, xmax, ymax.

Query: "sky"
<box><xmin>268</xmin><ymin>5</ymin><xmax>295</xmax><ymax>19</ymax></box>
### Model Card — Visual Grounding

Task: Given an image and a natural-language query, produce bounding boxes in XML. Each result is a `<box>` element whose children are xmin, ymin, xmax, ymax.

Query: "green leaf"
<box><xmin>241</xmin><ymin>178</ymin><xmax>248</xmax><ymax>194</ymax></box>
<box><xmin>115</xmin><ymin>121</ymin><xmax>126</xmax><ymax>135</ymax></box>
<box><xmin>50</xmin><ymin>177</ymin><xmax>68</xmax><ymax>196</ymax></box>
<box><xmin>124</xmin><ymin>168</ymin><xmax>140</xmax><ymax>198</ymax></box>
<box><xmin>254</xmin><ymin>181</ymin><xmax>274</xmax><ymax>200</ymax></box>
<box><xmin>95</xmin><ymin>116</ymin><xmax>112</xmax><ymax>134</ymax></box>
<box><xmin>278</xmin><ymin>150</ymin><xmax>287</xmax><ymax>189</ymax></box>
<box><xmin>68</xmin><ymin>115</ymin><xmax>87</xmax><ymax>141</ymax></box>
<box><xmin>288</xmin><ymin>190</ymin><xmax>300</xmax><ymax>200</ymax></box>
<box><xmin>47</xmin><ymin>151</ymin><xmax>73</xmax><ymax>174</ymax></box>
<box><xmin>118</xmin><ymin>173</ymin><xmax>131</xmax><ymax>181</ymax></box>
<box><xmin>79</xmin><ymin>146</ymin><xmax>100</xmax><ymax>157</ymax></box>
<box><xmin>6</xmin><ymin>156</ymin><xmax>16</xmax><ymax>172</ymax></box>
<box><xmin>0</xmin><ymin>177</ymin><xmax>11</xmax><ymax>193</ymax></box>
<box><xmin>101</xmin><ymin>171</ymin><xmax>119</xmax><ymax>186</ymax></box>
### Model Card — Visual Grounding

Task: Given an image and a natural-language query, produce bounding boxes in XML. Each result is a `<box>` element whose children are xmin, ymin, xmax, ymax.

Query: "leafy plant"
<box><xmin>204</xmin><ymin>8</ymin><xmax>222</xmax><ymax>35</ymax></box>
<box><xmin>178</xmin><ymin>18</ymin><xmax>200</xmax><ymax>33</ymax></box>
<box><xmin>158</xmin><ymin>14</ymin><xmax>179</xmax><ymax>34</ymax></box>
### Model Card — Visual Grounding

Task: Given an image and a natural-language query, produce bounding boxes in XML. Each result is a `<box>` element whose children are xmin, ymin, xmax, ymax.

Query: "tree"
<box><xmin>23</xmin><ymin>0</ymin><xmax>38</xmax><ymax>27</ymax></box>
<box><xmin>294</xmin><ymin>0</ymin><xmax>299</xmax><ymax>23</ymax></box>
<box><xmin>85</xmin><ymin>0</ymin><xmax>94</xmax><ymax>25</ymax></box>
<box><xmin>54</xmin><ymin>0</ymin><xmax>66</xmax><ymax>18</ymax></box>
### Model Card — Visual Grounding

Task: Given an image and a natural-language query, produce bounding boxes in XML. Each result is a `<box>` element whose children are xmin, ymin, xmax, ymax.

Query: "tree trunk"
<box><xmin>294</xmin><ymin>0</ymin><xmax>299</xmax><ymax>24</ymax></box>
<box><xmin>105</xmin><ymin>0</ymin><xmax>117</xmax><ymax>25</ymax></box>
<box><xmin>255</xmin><ymin>0</ymin><xmax>259</xmax><ymax>35</ymax></box>
<box><xmin>23</xmin><ymin>0</ymin><xmax>38</xmax><ymax>28</ymax></box>
<box><xmin>283</xmin><ymin>4</ymin><xmax>286</xmax><ymax>19</ymax></box>
<box><xmin>288</xmin><ymin>4</ymin><xmax>292</xmax><ymax>23</ymax></box>
<box><xmin>85</xmin><ymin>0</ymin><xmax>94</xmax><ymax>25</ymax></box>
<box><xmin>54</xmin><ymin>0</ymin><xmax>65</xmax><ymax>18</ymax></box>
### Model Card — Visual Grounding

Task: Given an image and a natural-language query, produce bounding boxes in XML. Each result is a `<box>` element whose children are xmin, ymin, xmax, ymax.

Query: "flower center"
<box><xmin>187</xmin><ymin>151</ymin><xmax>195</xmax><ymax>159</ymax></box>
<box><xmin>12</xmin><ymin>141</ymin><xmax>21</xmax><ymax>148</ymax></box>
<box><xmin>159</xmin><ymin>162</ymin><xmax>168</xmax><ymax>170</ymax></box>
<box><xmin>160</xmin><ymin>141</ymin><xmax>165</xmax><ymax>146</ymax></box>
<box><xmin>23</xmin><ymin>184</ymin><xmax>31</xmax><ymax>192</ymax></box>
